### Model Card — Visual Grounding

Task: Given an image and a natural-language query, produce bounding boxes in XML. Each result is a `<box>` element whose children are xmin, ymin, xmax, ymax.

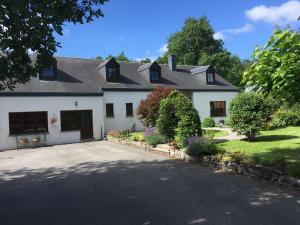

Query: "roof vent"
<box><xmin>168</xmin><ymin>55</ymin><xmax>176</xmax><ymax>71</ymax></box>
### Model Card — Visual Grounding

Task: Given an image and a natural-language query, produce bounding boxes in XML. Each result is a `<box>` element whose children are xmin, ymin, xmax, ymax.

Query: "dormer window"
<box><xmin>207</xmin><ymin>72</ymin><xmax>215</xmax><ymax>84</ymax></box>
<box><xmin>150</xmin><ymin>70</ymin><xmax>160</xmax><ymax>82</ymax></box>
<box><xmin>107</xmin><ymin>67</ymin><xmax>119</xmax><ymax>82</ymax></box>
<box><xmin>39</xmin><ymin>65</ymin><xmax>56</xmax><ymax>81</ymax></box>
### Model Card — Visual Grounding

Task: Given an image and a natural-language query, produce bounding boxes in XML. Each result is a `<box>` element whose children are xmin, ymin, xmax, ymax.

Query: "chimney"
<box><xmin>168</xmin><ymin>55</ymin><xmax>176</xmax><ymax>71</ymax></box>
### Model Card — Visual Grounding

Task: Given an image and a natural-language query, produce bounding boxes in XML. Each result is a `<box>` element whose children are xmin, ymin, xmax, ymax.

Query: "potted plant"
<box><xmin>20</xmin><ymin>138</ymin><xmax>29</xmax><ymax>144</ymax></box>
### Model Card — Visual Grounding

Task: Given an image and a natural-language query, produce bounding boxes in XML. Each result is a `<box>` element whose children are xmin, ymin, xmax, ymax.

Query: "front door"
<box><xmin>80</xmin><ymin>110</ymin><xmax>93</xmax><ymax>140</ymax></box>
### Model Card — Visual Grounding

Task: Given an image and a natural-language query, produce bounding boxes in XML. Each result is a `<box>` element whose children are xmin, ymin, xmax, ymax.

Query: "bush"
<box><xmin>229</xmin><ymin>92</ymin><xmax>274</xmax><ymax>141</ymax></box>
<box><xmin>203</xmin><ymin>130</ymin><xmax>216</xmax><ymax>144</ymax></box>
<box><xmin>157</xmin><ymin>91</ymin><xmax>202</xmax><ymax>148</ymax></box>
<box><xmin>220</xmin><ymin>151</ymin><xmax>255</xmax><ymax>165</ymax></box>
<box><xmin>270</xmin><ymin>107</ymin><xmax>300</xmax><ymax>128</ymax></box>
<box><xmin>186</xmin><ymin>142</ymin><xmax>218</xmax><ymax>156</ymax></box>
<box><xmin>137</xmin><ymin>86</ymin><xmax>175</xmax><ymax>127</ymax></box>
<box><xmin>131</xmin><ymin>133</ymin><xmax>145</xmax><ymax>142</ymax></box>
<box><xmin>145</xmin><ymin>134</ymin><xmax>167</xmax><ymax>147</ymax></box>
<box><xmin>202</xmin><ymin>117</ymin><xmax>215</xmax><ymax>128</ymax></box>
<box><xmin>144</xmin><ymin>127</ymin><xmax>156</xmax><ymax>138</ymax></box>
<box><xmin>107</xmin><ymin>130</ymin><xmax>121</xmax><ymax>138</ymax></box>
<box><xmin>119</xmin><ymin>129</ymin><xmax>130</xmax><ymax>138</ymax></box>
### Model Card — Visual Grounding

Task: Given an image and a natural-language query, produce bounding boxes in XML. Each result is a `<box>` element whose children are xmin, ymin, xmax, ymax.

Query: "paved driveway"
<box><xmin>0</xmin><ymin>141</ymin><xmax>299</xmax><ymax>225</ymax></box>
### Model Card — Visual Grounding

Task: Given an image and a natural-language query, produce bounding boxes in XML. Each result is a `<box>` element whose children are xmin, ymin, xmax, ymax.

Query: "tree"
<box><xmin>139</xmin><ymin>58</ymin><xmax>152</xmax><ymax>63</ymax></box>
<box><xmin>242</xmin><ymin>27</ymin><xmax>300</xmax><ymax>103</ymax></box>
<box><xmin>166</xmin><ymin>17</ymin><xmax>223</xmax><ymax>65</ymax></box>
<box><xmin>162</xmin><ymin>16</ymin><xmax>245</xmax><ymax>85</ymax></box>
<box><xmin>229</xmin><ymin>92</ymin><xmax>274</xmax><ymax>141</ymax></box>
<box><xmin>157</xmin><ymin>91</ymin><xmax>201</xmax><ymax>148</ymax></box>
<box><xmin>115</xmin><ymin>51</ymin><xmax>131</xmax><ymax>62</ymax></box>
<box><xmin>0</xmin><ymin>0</ymin><xmax>107</xmax><ymax>90</ymax></box>
<box><xmin>136</xmin><ymin>86</ymin><xmax>175</xmax><ymax>127</ymax></box>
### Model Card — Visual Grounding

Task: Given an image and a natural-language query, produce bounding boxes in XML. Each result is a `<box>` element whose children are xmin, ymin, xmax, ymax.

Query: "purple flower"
<box><xmin>144</xmin><ymin>127</ymin><xmax>156</xmax><ymax>138</ymax></box>
<box><xmin>187</xmin><ymin>135</ymin><xmax>201</xmax><ymax>146</ymax></box>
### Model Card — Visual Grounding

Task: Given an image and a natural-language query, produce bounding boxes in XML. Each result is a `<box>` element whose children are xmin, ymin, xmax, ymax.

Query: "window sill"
<box><xmin>61</xmin><ymin>130</ymin><xmax>80</xmax><ymax>133</ymax></box>
<box><xmin>9</xmin><ymin>131</ymin><xmax>49</xmax><ymax>137</ymax></box>
<box><xmin>126</xmin><ymin>115</ymin><xmax>134</xmax><ymax>117</ymax></box>
<box><xmin>106</xmin><ymin>116</ymin><xmax>115</xmax><ymax>118</ymax></box>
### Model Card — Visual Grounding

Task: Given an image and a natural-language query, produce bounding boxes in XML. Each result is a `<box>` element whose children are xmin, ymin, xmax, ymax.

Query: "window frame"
<box><xmin>150</xmin><ymin>69</ymin><xmax>160</xmax><ymax>82</ymax></box>
<box><xmin>126</xmin><ymin>103</ymin><xmax>133</xmax><ymax>117</ymax></box>
<box><xmin>39</xmin><ymin>65</ymin><xmax>56</xmax><ymax>81</ymax></box>
<box><xmin>106</xmin><ymin>103</ymin><xmax>114</xmax><ymax>118</ymax></box>
<box><xmin>9</xmin><ymin>111</ymin><xmax>48</xmax><ymax>135</ymax></box>
<box><xmin>60</xmin><ymin>110</ymin><xmax>81</xmax><ymax>132</ymax></box>
<box><xmin>206</xmin><ymin>72</ymin><xmax>215</xmax><ymax>84</ymax></box>
<box><xmin>210</xmin><ymin>101</ymin><xmax>226</xmax><ymax>117</ymax></box>
<box><xmin>106</xmin><ymin>67</ymin><xmax>119</xmax><ymax>82</ymax></box>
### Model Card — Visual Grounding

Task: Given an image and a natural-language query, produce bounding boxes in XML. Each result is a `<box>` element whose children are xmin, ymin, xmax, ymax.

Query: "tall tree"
<box><xmin>0</xmin><ymin>0</ymin><xmax>107</xmax><ymax>90</ymax></box>
<box><xmin>163</xmin><ymin>16</ymin><xmax>245</xmax><ymax>86</ymax></box>
<box><xmin>242</xmin><ymin>27</ymin><xmax>300</xmax><ymax>103</ymax></box>
<box><xmin>167</xmin><ymin>17</ymin><xmax>223</xmax><ymax>65</ymax></box>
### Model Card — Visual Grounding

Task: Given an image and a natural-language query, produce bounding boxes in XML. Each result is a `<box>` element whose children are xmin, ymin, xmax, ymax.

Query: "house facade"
<box><xmin>0</xmin><ymin>55</ymin><xmax>239</xmax><ymax>150</ymax></box>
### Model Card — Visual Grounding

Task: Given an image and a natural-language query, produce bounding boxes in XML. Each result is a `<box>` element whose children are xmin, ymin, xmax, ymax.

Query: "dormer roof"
<box><xmin>191</xmin><ymin>65</ymin><xmax>211</xmax><ymax>75</ymax></box>
<box><xmin>97</xmin><ymin>57</ymin><xmax>119</xmax><ymax>70</ymax></box>
<box><xmin>138</xmin><ymin>61</ymin><xmax>160</xmax><ymax>72</ymax></box>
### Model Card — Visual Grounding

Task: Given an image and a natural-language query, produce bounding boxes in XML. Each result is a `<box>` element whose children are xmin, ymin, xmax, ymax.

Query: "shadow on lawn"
<box><xmin>253</xmin><ymin>135</ymin><xmax>299</xmax><ymax>142</ymax></box>
<box><xmin>0</xmin><ymin>159</ymin><xmax>300</xmax><ymax>225</ymax></box>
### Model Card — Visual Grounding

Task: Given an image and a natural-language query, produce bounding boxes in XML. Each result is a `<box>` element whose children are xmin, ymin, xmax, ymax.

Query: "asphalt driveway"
<box><xmin>0</xmin><ymin>141</ymin><xmax>299</xmax><ymax>225</ymax></box>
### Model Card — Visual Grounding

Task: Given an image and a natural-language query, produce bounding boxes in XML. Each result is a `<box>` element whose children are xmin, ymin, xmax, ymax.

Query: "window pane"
<box><xmin>61</xmin><ymin>111</ymin><xmax>80</xmax><ymax>131</ymax></box>
<box><xmin>9</xmin><ymin>111</ymin><xmax>48</xmax><ymax>135</ymax></box>
<box><xmin>150</xmin><ymin>70</ymin><xmax>160</xmax><ymax>82</ymax></box>
<box><xmin>126</xmin><ymin>103</ymin><xmax>133</xmax><ymax>117</ymax></box>
<box><xmin>106</xmin><ymin>103</ymin><xmax>114</xmax><ymax>117</ymax></box>
<box><xmin>210</xmin><ymin>101</ymin><xmax>226</xmax><ymax>117</ymax></box>
<box><xmin>207</xmin><ymin>73</ymin><xmax>214</xmax><ymax>83</ymax></box>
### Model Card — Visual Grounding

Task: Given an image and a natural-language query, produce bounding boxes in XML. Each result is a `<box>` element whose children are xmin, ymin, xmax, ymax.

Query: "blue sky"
<box><xmin>55</xmin><ymin>0</ymin><xmax>300</xmax><ymax>61</ymax></box>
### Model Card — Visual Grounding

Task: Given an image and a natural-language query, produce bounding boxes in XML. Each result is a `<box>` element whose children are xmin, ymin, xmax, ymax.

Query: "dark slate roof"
<box><xmin>138</xmin><ymin>61</ymin><xmax>158</xmax><ymax>72</ymax></box>
<box><xmin>0</xmin><ymin>56</ymin><xmax>240</xmax><ymax>96</ymax></box>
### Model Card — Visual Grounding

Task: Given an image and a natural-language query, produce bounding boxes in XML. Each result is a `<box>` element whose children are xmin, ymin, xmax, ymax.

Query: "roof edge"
<box><xmin>0</xmin><ymin>92</ymin><xmax>104</xmax><ymax>97</ymax></box>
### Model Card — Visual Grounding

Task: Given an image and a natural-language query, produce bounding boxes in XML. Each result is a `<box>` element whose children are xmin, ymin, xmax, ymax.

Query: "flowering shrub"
<box><xmin>187</xmin><ymin>135</ymin><xmax>201</xmax><ymax>146</ymax></box>
<box><xmin>144</xmin><ymin>127</ymin><xmax>156</xmax><ymax>138</ymax></box>
<box><xmin>107</xmin><ymin>130</ymin><xmax>121</xmax><ymax>138</ymax></box>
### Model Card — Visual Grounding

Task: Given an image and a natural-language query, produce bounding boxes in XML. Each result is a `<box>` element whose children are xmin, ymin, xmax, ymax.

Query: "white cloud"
<box><xmin>245</xmin><ymin>0</ymin><xmax>300</xmax><ymax>24</ymax></box>
<box><xmin>213</xmin><ymin>24</ymin><xmax>253</xmax><ymax>40</ymax></box>
<box><xmin>158</xmin><ymin>44</ymin><xmax>168</xmax><ymax>55</ymax></box>
<box><xmin>213</xmin><ymin>32</ymin><xmax>226</xmax><ymax>40</ymax></box>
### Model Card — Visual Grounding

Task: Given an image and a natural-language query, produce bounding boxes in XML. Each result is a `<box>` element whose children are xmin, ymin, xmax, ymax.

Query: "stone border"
<box><xmin>107</xmin><ymin>138</ymin><xmax>300</xmax><ymax>189</ymax></box>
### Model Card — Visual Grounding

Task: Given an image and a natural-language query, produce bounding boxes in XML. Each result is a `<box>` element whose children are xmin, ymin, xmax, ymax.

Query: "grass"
<box><xmin>216</xmin><ymin>127</ymin><xmax>300</xmax><ymax>177</ymax></box>
<box><xmin>203</xmin><ymin>129</ymin><xmax>230</xmax><ymax>138</ymax></box>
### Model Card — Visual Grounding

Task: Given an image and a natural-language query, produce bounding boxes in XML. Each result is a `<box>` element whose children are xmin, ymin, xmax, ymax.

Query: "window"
<box><xmin>61</xmin><ymin>111</ymin><xmax>81</xmax><ymax>131</ymax></box>
<box><xmin>126</xmin><ymin>103</ymin><xmax>133</xmax><ymax>117</ymax></box>
<box><xmin>107</xmin><ymin>67</ymin><xmax>119</xmax><ymax>82</ymax></box>
<box><xmin>210</xmin><ymin>101</ymin><xmax>226</xmax><ymax>117</ymax></box>
<box><xmin>150</xmin><ymin>70</ymin><xmax>160</xmax><ymax>82</ymax></box>
<box><xmin>9</xmin><ymin>111</ymin><xmax>48</xmax><ymax>135</ymax></box>
<box><xmin>106</xmin><ymin>103</ymin><xmax>114</xmax><ymax>117</ymax></box>
<box><xmin>40</xmin><ymin>66</ymin><xmax>55</xmax><ymax>80</ymax></box>
<box><xmin>207</xmin><ymin>72</ymin><xmax>214</xmax><ymax>84</ymax></box>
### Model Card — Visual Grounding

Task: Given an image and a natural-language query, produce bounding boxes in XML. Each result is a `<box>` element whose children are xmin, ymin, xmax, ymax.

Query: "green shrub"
<box><xmin>220</xmin><ymin>151</ymin><xmax>255</xmax><ymax>165</ymax></box>
<box><xmin>186</xmin><ymin>142</ymin><xmax>217</xmax><ymax>157</ymax></box>
<box><xmin>131</xmin><ymin>133</ymin><xmax>145</xmax><ymax>142</ymax></box>
<box><xmin>119</xmin><ymin>129</ymin><xmax>130</xmax><ymax>138</ymax></box>
<box><xmin>157</xmin><ymin>91</ymin><xmax>202</xmax><ymax>148</ymax></box>
<box><xmin>203</xmin><ymin>130</ymin><xmax>216</xmax><ymax>144</ymax></box>
<box><xmin>145</xmin><ymin>134</ymin><xmax>167</xmax><ymax>147</ymax></box>
<box><xmin>202</xmin><ymin>117</ymin><xmax>215</xmax><ymax>128</ymax></box>
<box><xmin>270</xmin><ymin>106</ymin><xmax>300</xmax><ymax>128</ymax></box>
<box><xmin>229</xmin><ymin>92</ymin><xmax>274</xmax><ymax>141</ymax></box>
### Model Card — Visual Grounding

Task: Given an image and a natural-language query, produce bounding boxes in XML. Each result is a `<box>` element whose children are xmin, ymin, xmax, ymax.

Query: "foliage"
<box><xmin>216</xmin><ymin>126</ymin><xmax>300</xmax><ymax>177</ymax></box>
<box><xmin>107</xmin><ymin>130</ymin><xmax>121</xmax><ymax>138</ymax></box>
<box><xmin>202</xmin><ymin>117</ymin><xmax>215</xmax><ymax>128</ymax></box>
<box><xmin>157</xmin><ymin>91</ymin><xmax>202</xmax><ymax>148</ymax></box>
<box><xmin>186</xmin><ymin>140</ymin><xmax>218</xmax><ymax>157</ymax></box>
<box><xmin>130</xmin><ymin>132</ymin><xmax>145</xmax><ymax>142</ymax></box>
<box><xmin>243</xmin><ymin>27</ymin><xmax>300</xmax><ymax>103</ymax></box>
<box><xmin>219</xmin><ymin>151</ymin><xmax>256</xmax><ymax>165</ymax></box>
<box><xmin>203</xmin><ymin>130</ymin><xmax>229</xmax><ymax>139</ymax></box>
<box><xmin>114</xmin><ymin>51</ymin><xmax>131</xmax><ymax>62</ymax></box>
<box><xmin>144</xmin><ymin>127</ymin><xmax>157</xmax><ymax>138</ymax></box>
<box><xmin>160</xmin><ymin>16</ymin><xmax>245</xmax><ymax>86</ymax></box>
<box><xmin>229</xmin><ymin>92</ymin><xmax>274</xmax><ymax>141</ymax></box>
<box><xmin>137</xmin><ymin>86</ymin><xmax>175</xmax><ymax>127</ymax></box>
<box><xmin>145</xmin><ymin>134</ymin><xmax>167</xmax><ymax>147</ymax></box>
<box><xmin>119</xmin><ymin>129</ymin><xmax>130</xmax><ymax>138</ymax></box>
<box><xmin>270</xmin><ymin>108</ymin><xmax>300</xmax><ymax>128</ymax></box>
<box><xmin>199</xmin><ymin>51</ymin><xmax>249</xmax><ymax>86</ymax></box>
<box><xmin>139</xmin><ymin>58</ymin><xmax>152</xmax><ymax>63</ymax></box>
<box><xmin>202</xmin><ymin>130</ymin><xmax>216</xmax><ymax>144</ymax></box>
<box><xmin>0</xmin><ymin>0</ymin><xmax>107</xmax><ymax>90</ymax></box>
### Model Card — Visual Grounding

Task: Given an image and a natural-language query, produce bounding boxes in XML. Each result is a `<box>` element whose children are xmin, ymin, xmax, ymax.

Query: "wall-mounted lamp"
<box><xmin>75</xmin><ymin>101</ymin><xmax>78</xmax><ymax>106</ymax></box>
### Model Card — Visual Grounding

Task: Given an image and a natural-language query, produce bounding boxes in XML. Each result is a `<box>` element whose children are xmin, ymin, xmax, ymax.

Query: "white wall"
<box><xmin>0</xmin><ymin>96</ymin><xmax>104</xmax><ymax>150</ymax></box>
<box><xmin>103</xmin><ymin>91</ymin><xmax>148</xmax><ymax>132</ymax></box>
<box><xmin>192</xmin><ymin>91</ymin><xmax>238</xmax><ymax>123</ymax></box>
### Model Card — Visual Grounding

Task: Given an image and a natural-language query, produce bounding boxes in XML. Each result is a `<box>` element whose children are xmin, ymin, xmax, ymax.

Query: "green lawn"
<box><xmin>216</xmin><ymin>127</ymin><xmax>300</xmax><ymax>176</ymax></box>
<box><xmin>203</xmin><ymin>129</ymin><xmax>230</xmax><ymax>138</ymax></box>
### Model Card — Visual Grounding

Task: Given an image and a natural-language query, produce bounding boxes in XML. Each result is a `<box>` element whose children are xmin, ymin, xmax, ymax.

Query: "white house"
<box><xmin>0</xmin><ymin>55</ymin><xmax>239</xmax><ymax>150</ymax></box>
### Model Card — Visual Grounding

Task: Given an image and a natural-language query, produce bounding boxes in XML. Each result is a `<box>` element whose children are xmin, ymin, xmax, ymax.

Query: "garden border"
<box><xmin>108</xmin><ymin>137</ymin><xmax>300</xmax><ymax>189</ymax></box>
